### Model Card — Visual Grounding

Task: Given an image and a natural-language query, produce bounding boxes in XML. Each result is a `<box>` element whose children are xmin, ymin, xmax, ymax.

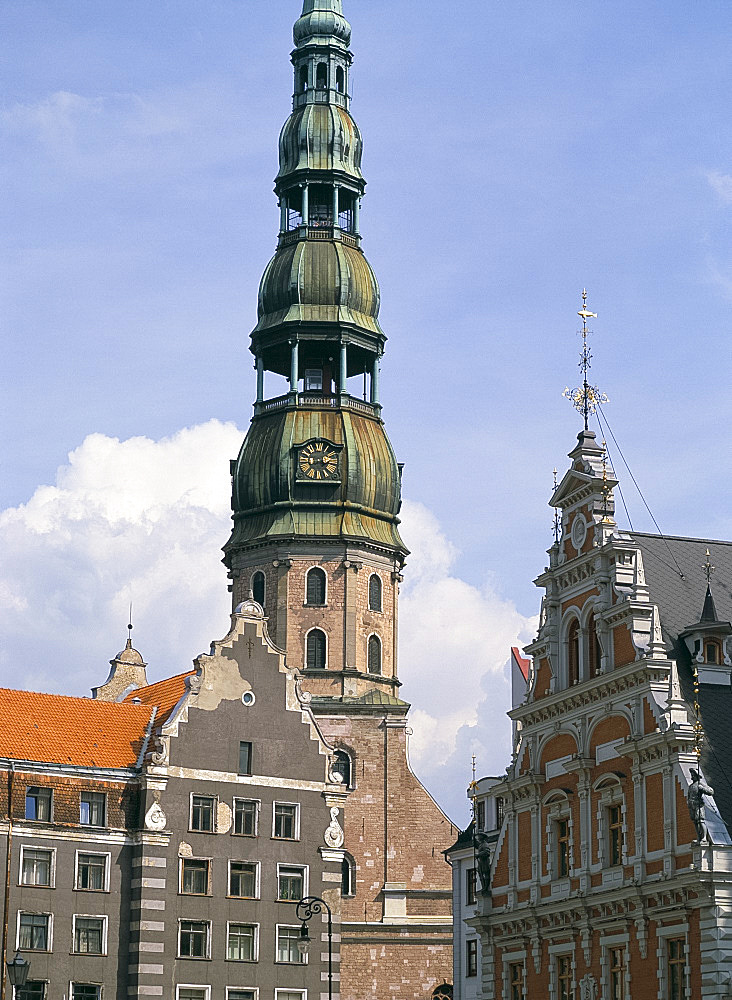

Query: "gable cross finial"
<box><xmin>703</xmin><ymin>548</ymin><xmax>715</xmax><ymax>585</ymax></box>
<box><xmin>563</xmin><ymin>289</ymin><xmax>608</xmax><ymax>431</ymax></box>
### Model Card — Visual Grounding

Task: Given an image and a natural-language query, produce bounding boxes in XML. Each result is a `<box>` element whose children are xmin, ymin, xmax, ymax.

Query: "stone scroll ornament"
<box><xmin>474</xmin><ymin>832</ymin><xmax>492</xmax><ymax>896</ymax></box>
<box><xmin>579</xmin><ymin>974</ymin><xmax>598</xmax><ymax>1000</ymax></box>
<box><xmin>324</xmin><ymin>806</ymin><xmax>345</xmax><ymax>849</ymax></box>
<box><xmin>687</xmin><ymin>768</ymin><xmax>715</xmax><ymax>844</ymax></box>
<box><xmin>144</xmin><ymin>795</ymin><xmax>167</xmax><ymax>832</ymax></box>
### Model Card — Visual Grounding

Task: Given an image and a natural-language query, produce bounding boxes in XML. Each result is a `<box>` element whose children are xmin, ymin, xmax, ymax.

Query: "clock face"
<box><xmin>298</xmin><ymin>441</ymin><xmax>339</xmax><ymax>481</ymax></box>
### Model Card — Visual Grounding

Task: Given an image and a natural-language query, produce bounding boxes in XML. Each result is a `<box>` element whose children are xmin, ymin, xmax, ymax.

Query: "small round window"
<box><xmin>242</xmin><ymin>691</ymin><xmax>256</xmax><ymax>707</ymax></box>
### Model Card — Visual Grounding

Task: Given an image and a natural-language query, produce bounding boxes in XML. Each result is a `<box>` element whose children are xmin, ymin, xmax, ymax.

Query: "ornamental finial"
<box><xmin>552</xmin><ymin>468</ymin><xmax>561</xmax><ymax>543</ymax></box>
<box><xmin>703</xmin><ymin>548</ymin><xmax>715</xmax><ymax>585</ymax></box>
<box><xmin>563</xmin><ymin>289</ymin><xmax>608</xmax><ymax>431</ymax></box>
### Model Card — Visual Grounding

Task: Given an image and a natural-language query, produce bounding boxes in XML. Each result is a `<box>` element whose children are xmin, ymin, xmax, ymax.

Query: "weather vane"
<box><xmin>552</xmin><ymin>468</ymin><xmax>561</xmax><ymax>543</ymax></box>
<box><xmin>563</xmin><ymin>289</ymin><xmax>608</xmax><ymax>430</ymax></box>
<box><xmin>703</xmin><ymin>548</ymin><xmax>715</xmax><ymax>585</ymax></box>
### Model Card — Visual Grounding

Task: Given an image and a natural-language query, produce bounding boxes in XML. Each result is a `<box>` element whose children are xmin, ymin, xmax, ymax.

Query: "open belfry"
<box><xmin>449</xmin><ymin>298</ymin><xmax>732</xmax><ymax>999</ymax></box>
<box><xmin>224</xmin><ymin>0</ymin><xmax>456</xmax><ymax>996</ymax></box>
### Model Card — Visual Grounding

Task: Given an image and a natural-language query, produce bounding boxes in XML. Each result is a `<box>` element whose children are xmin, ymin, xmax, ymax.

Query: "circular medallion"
<box><xmin>571</xmin><ymin>513</ymin><xmax>588</xmax><ymax>549</ymax></box>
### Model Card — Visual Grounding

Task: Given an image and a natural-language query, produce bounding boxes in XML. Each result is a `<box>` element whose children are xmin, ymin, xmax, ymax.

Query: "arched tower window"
<box><xmin>368</xmin><ymin>574</ymin><xmax>382</xmax><ymax>612</ymax></box>
<box><xmin>252</xmin><ymin>571</ymin><xmax>265</xmax><ymax>609</ymax></box>
<box><xmin>341</xmin><ymin>853</ymin><xmax>356</xmax><ymax>897</ymax></box>
<box><xmin>298</xmin><ymin>64</ymin><xmax>308</xmax><ymax>92</ymax></box>
<box><xmin>567</xmin><ymin>619</ymin><xmax>580</xmax><ymax>686</ymax></box>
<box><xmin>587</xmin><ymin>612</ymin><xmax>601</xmax><ymax>678</ymax></box>
<box><xmin>306</xmin><ymin>629</ymin><xmax>327</xmax><ymax>670</ymax></box>
<box><xmin>706</xmin><ymin>640</ymin><xmax>721</xmax><ymax>664</ymax></box>
<box><xmin>332</xmin><ymin>750</ymin><xmax>352</xmax><ymax>788</ymax></box>
<box><xmin>306</xmin><ymin>567</ymin><xmax>326</xmax><ymax>606</ymax></box>
<box><xmin>316</xmin><ymin>63</ymin><xmax>328</xmax><ymax>89</ymax></box>
<box><xmin>336</xmin><ymin>66</ymin><xmax>345</xmax><ymax>93</ymax></box>
<box><xmin>367</xmin><ymin>635</ymin><xmax>382</xmax><ymax>675</ymax></box>
<box><xmin>432</xmin><ymin>986</ymin><xmax>453</xmax><ymax>1000</ymax></box>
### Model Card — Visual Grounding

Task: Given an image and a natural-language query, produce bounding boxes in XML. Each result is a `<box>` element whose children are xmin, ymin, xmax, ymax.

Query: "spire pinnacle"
<box><xmin>563</xmin><ymin>289</ymin><xmax>608</xmax><ymax>431</ymax></box>
<box><xmin>552</xmin><ymin>468</ymin><xmax>561</xmax><ymax>543</ymax></box>
<box><xmin>126</xmin><ymin>603</ymin><xmax>134</xmax><ymax>650</ymax></box>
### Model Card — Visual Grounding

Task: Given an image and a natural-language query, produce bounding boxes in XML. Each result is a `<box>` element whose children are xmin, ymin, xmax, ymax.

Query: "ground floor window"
<box><xmin>668</xmin><ymin>938</ymin><xmax>686</xmax><ymax>1000</ymax></box>
<box><xmin>14</xmin><ymin>984</ymin><xmax>46</xmax><ymax>1000</ymax></box>
<box><xmin>466</xmin><ymin>938</ymin><xmax>478</xmax><ymax>977</ymax></box>
<box><xmin>509</xmin><ymin>961</ymin><xmax>524</xmax><ymax>1000</ymax></box>
<box><xmin>71</xmin><ymin>986</ymin><xmax>101</xmax><ymax>1000</ymax></box>
<box><xmin>609</xmin><ymin>947</ymin><xmax>625</xmax><ymax>1000</ymax></box>
<box><xmin>557</xmin><ymin>955</ymin><xmax>573</xmax><ymax>1000</ymax></box>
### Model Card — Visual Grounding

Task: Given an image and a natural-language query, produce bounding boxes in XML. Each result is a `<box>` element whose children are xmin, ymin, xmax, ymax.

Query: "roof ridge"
<box><xmin>630</xmin><ymin>531</ymin><xmax>732</xmax><ymax>547</ymax></box>
<box><xmin>0</xmin><ymin>688</ymin><xmax>152</xmax><ymax>710</ymax></box>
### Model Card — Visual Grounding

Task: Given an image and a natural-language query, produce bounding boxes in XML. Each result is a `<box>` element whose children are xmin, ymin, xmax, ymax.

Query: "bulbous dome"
<box><xmin>254</xmin><ymin>240</ymin><xmax>382</xmax><ymax>336</ymax></box>
<box><xmin>227</xmin><ymin>405</ymin><xmax>405</xmax><ymax>553</ymax></box>
<box><xmin>278</xmin><ymin>104</ymin><xmax>363</xmax><ymax>181</ymax></box>
<box><xmin>294</xmin><ymin>3</ymin><xmax>351</xmax><ymax>48</ymax></box>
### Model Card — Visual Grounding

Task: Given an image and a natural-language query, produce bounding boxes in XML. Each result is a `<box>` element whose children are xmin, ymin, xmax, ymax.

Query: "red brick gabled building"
<box><xmin>458</xmin><ymin>426</ymin><xmax>732</xmax><ymax>999</ymax></box>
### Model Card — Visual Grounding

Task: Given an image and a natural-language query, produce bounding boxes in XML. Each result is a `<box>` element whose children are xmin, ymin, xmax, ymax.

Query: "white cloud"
<box><xmin>707</xmin><ymin>170</ymin><xmax>732</xmax><ymax>204</ymax></box>
<box><xmin>0</xmin><ymin>425</ymin><xmax>535</xmax><ymax>826</ymax></box>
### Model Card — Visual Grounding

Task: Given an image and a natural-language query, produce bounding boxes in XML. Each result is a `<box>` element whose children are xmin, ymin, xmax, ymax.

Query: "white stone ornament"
<box><xmin>144</xmin><ymin>800</ymin><xmax>167</xmax><ymax>832</ymax></box>
<box><xmin>178</xmin><ymin>841</ymin><xmax>193</xmax><ymax>858</ymax></box>
<box><xmin>580</xmin><ymin>974</ymin><xmax>598</xmax><ymax>1000</ymax></box>
<box><xmin>324</xmin><ymin>806</ymin><xmax>344</xmax><ymax>848</ymax></box>
<box><xmin>217</xmin><ymin>801</ymin><xmax>233</xmax><ymax>834</ymax></box>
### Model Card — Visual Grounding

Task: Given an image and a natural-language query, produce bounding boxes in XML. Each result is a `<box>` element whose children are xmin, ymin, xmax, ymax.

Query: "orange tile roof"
<box><xmin>124</xmin><ymin>670</ymin><xmax>195</xmax><ymax>724</ymax></box>
<box><xmin>0</xmin><ymin>689</ymin><xmax>154</xmax><ymax>768</ymax></box>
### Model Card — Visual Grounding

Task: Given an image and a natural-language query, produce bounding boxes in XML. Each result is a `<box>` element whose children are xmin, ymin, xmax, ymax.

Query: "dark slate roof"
<box><xmin>632</xmin><ymin>532</ymin><xmax>732</xmax><ymax>834</ymax></box>
<box><xmin>445</xmin><ymin>820</ymin><xmax>474</xmax><ymax>856</ymax></box>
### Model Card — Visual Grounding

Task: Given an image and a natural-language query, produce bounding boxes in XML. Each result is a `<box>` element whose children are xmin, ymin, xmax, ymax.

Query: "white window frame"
<box><xmin>304</xmin><ymin>627</ymin><xmax>328</xmax><ymax>670</ymax></box>
<box><xmin>232</xmin><ymin>797</ymin><xmax>260</xmax><ymax>837</ymax></box>
<box><xmin>74</xmin><ymin>850</ymin><xmax>110</xmax><ymax>892</ymax></box>
<box><xmin>276</xmin><ymin>862</ymin><xmax>309</xmax><ymax>902</ymax></box>
<box><xmin>69</xmin><ymin>983</ymin><xmax>103</xmax><ymax>1000</ymax></box>
<box><xmin>179</xmin><ymin>856</ymin><xmax>212</xmax><ymax>896</ymax></box>
<box><xmin>228</xmin><ymin>859</ymin><xmax>260</xmax><ymax>899</ymax></box>
<box><xmin>600</xmin><ymin>934</ymin><xmax>630</xmax><ymax>1000</ymax></box>
<box><xmin>13</xmin><ymin>982</ymin><xmax>48</xmax><ymax>1000</ymax></box>
<box><xmin>548</xmin><ymin>943</ymin><xmax>575</xmax><ymax>1000</ymax></box>
<box><xmin>71</xmin><ymin>914</ymin><xmax>108</xmax><ymax>956</ymax></box>
<box><xmin>275</xmin><ymin>924</ymin><xmax>308</xmax><ymax>965</ymax></box>
<box><xmin>502</xmin><ymin>949</ymin><xmax>526</xmax><ymax>998</ymax></box>
<box><xmin>19</xmin><ymin>845</ymin><xmax>56</xmax><ymax>888</ymax></box>
<box><xmin>175</xmin><ymin>987</ymin><xmax>211</xmax><ymax>1000</ymax></box>
<box><xmin>227</xmin><ymin>990</ymin><xmax>259</xmax><ymax>1000</ymax></box>
<box><xmin>16</xmin><ymin>911</ymin><xmax>53</xmax><ymax>952</ymax></box>
<box><xmin>189</xmin><ymin>792</ymin><xmax>218</xmax><ymax>833</ymax></box>
<box><xmin>544</xmin><ymin>794</ymin><xmax>573</xmax><ymax>881</ymax></box>
<box><xmin>225</xmin><ymin>920</ymin><xmax>260</xmax><ymax>963</ymax></box>
<box><xmin>272</xmin><ymin>801</ymin><xmax>300</xmax><ymax>841</ymax></box>
<box><xmin>656</xmin><ymin>923</ymin><xmax>689</xmax><ymax>1000</ymax></box>
<box><xmin>275</xmin><ymin>992</ymin><xmax>307</xmax><ymax>1000</ymax></box>
<box><xmin>594</xmin><ymin>777</ymin><xmax>627</xmax><ymax>869</ymax></box>
<box><xmin>177</xmin><ymin>919</ymin><xmax>211</xmax><ymax>960</ymax></box>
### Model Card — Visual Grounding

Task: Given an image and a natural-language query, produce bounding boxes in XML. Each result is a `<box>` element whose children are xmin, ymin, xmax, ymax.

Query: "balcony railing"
<box><xmin>255</xmin><ymin>393</ymin><xmax>378</xmax><ymax>417</ymax></box>
<box><xmin>279</xmin><ymin>226</ymin><xmax>360</xmax><ymax>249</ymax></box>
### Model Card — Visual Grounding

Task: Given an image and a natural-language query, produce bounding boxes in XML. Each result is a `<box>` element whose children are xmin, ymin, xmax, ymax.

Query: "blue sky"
<box><xmin>1</xmin><ymin>0</ymin><xmax>731</xmax><ymax>821</ymax></box>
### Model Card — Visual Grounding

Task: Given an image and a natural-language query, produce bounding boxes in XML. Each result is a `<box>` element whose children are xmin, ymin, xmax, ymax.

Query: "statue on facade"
<box><xmin>687</xmin><ymin>767</ymin><xmax>715</xmax><ymax>844</ymax></box>
<box><xmin>474</xmin><ymin>832</ymin><xmax>492</xmax><ymax>895</ymax></box>
<box><xmin>579</xmin><ymin>973</ymin><xmax>598</xmax><ymax>1000</ymax></box>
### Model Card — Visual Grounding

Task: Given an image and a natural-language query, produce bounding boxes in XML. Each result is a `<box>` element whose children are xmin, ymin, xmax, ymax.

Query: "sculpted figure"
<box><xmin>474</xmin><ymin>832</ymin><xmax>492</xmax><ymax>895</ymax></box>
<box><xmin>687</xmin><ymin>767</ymin><xmax>715</xmax><ymax>844</ymax></box>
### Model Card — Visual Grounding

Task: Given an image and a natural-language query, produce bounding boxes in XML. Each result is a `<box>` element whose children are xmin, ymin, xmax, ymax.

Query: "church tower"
<box><xmin>225</xmin><ymin>3</ymin><xmax>455</xmax><ymax>997</ymax></box>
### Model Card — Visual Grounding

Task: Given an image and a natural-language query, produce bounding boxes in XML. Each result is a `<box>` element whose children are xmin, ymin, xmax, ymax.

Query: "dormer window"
<box><xmin>706</xmin><ymin>640</ymin><xmax>720</xmax><ymax>664</ymax></box>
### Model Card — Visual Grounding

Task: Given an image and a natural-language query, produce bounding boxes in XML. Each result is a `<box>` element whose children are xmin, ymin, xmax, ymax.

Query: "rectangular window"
<box><xmin>509</xmin><ymin>961</ymin><xmax>524</xmax><ymax>1000</ymax></box>
<box><xmin>228</xmin><ymin>992</ymin><xmax>257</xmax><ymax>1000</ymax></box>
<box><xmin>181</xmin><ymin>858</ymin><xmax>210</xmax><ymax>895</ymax></box>
<box><xmin>608</xmin><ymin>805</ymin><xmax>623</xmax><ymax>866</ymax></box>
<box><xmin>609</xmin><ymin>947</ymin><xmax>625</xmax><ymax>1000</ymax></box>
<box><xmin>229</xmin><ymin>861</ymin><xmax>257</xmax><ymax>898</ymax></box>
<box><xmin>73</xmin><ymin>917</ymin><xmax>105</xmax><ymax>955</ymax></box>
<box><xmin>475</xmin><ymin>799</ymin><xmax>485</xmax><ymax>831</ymax></box>
<box><xmin>557</xmin><ymin>818</ymin><xmax>570</xmax><ymax>878</ymax></box>
<box><xmin>179</xmin><ymin>920</ymin><xmax>210</xmax><ymax>959</ymax></box>
<box><xmin>496</xmin><ymin>796</ymin><xmax>505</xmax><ymax>828</ymax></box>
<box><xmin>304</xmin><ymin>369</ymin><xmax>323</xmax><ymax>392</ymax></box>
<box><xmin>18</xmin><ymin>913</ymin><xmax>50</xmax><ymax>951</ymax></box>
<box><xmin>25</xmin><ymin>787</ymin><xmax>52</xmax><ymax>822</ymax></box>
<box><xmin>79</xmin><ymin>792</ymin><xmax>106</xmax><ymax>827</ymax></box>
<box><xmin>71</xmin><ymin>986</ymin><xmax>101</xmax><ymax>1000</ymax></box>
<box><xmin>275</xmin><ymin>994</ymin><xmax>306</xmax><ymax>1000</ymax></box>
<box><xmin>278</xmin><ymin>865</ymin><xmax>305</xmax><ymax>901</ymax></box>
<box><xmin>239</xmin><ymin>741</ymin><xmax>253</xmax><ymax>776</ymax></box>
<box><xmin>234</xmin><ymin>799</ymin><xmax>258</xmax><ymax>837</ymax></box>
<box><xmin>668</xmin><ymin>938</ymin><xmax>686</xmax><ymax>1000</ymax></box>
<box><xmin>274</xmin><ymin>803</ymin><xmax>298</xmax><ymax>840</ymax></box>
<box><xmin>276</xmin><ymin>926</ymin><xmax>306</xmax><ymax>964</ymax></box>
<box><xmin>191</xmin><ymin>795</ymin><xmax>216</xmax><ymax>832</ymax></box>
<box><xmin>21</xmin><ymin>849</ymin><xmax>53</xmax><ymax>887</ymax></box>
<box><xmin>15</xmin><ymin>983</ymin><xmax>46</xmax><ymax>1000</ymax></box>
<box><xmin>76</xmin><ymin>853</ymin><xmax>107</xmax><ymax>891</ymax></box>
<box><xmin>557</xmin><ymin>955</ymin><xmax>573</xmax><ymax>1000</ymax></box>
<box><xmin>177</xmin><ymin>990</ymin><xmax>209</xmax><ymax>1000</ymax></box>
<box><xmin>227</xmin><ymin>922</ymin><xmax>257</xmax><ymax>962</ymax></box>
<box><xmin>466</xmin><ymin>939</ymin><xmax>478</xmax><ymax>977</ymax></box>
<box><xmin>466</xmin><ymin>867</ymin><xmax>477</xmax><ymax>905</ymax></box>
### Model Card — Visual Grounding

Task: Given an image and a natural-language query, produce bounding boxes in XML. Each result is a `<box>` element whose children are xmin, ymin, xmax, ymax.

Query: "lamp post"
<box><xmin>6</xmin><ymin>952</ymin><xmax>29</xmax><ymax>999</ymax></box>
<box><xmin>296</xmin><ymin>895</ymin><xmax>332</xmax><ymax>1000</ymax></box>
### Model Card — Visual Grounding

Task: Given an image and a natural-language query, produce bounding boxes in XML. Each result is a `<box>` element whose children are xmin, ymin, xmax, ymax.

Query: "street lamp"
<box><xmin>6</xmin><ymin>952</ymin><xmax>30</xmax><ymax>997</ymax></box>
<box><xmin>296</xmin><ymin>895</ymin><xmax>332</xmax><ymax>1000</ymax></box>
